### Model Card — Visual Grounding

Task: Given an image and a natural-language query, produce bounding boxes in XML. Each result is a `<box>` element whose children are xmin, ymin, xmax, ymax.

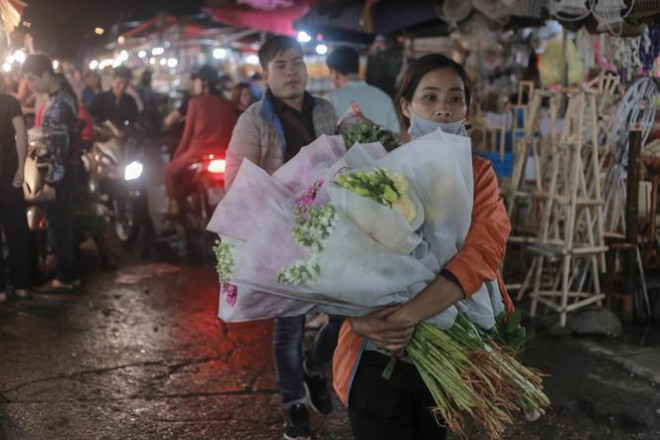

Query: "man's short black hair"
<box><xmin>113</xmin><ymin>66</ymin><xmax>132</xmax><ymax>80</ymax></box>
<box><xmin>258</xmin><ymin>36</ymin><xmax>302</xmax><ymax>70</ymax></box>
<box><xmin>326</xmin><ymin>46</ymin><xmax>359</xmax><ymax>76</ymax></box>
<box><xmin>22</xmin><ymin>53</ymin><xmax>54</xmax><ymax>77</ymax></box>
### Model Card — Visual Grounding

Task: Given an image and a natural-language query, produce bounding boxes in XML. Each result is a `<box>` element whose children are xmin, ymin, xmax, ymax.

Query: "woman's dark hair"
<box><xmin>54</xmin><ymin>73</ymin><xmax>79</xmax><ymax>108</ymax></box>
<box><xmin>231</xmin><ymin>82</ymin><xmax>252</xmax><ymax>105</ymax></box>
<box><xmin>193</xmin><ymin>65</ymin><xmax>219</xmax><ymax>95</ymax></box>
<box><xmin>22</xmin><ymin>53</ymin><xmax>54</xmax><ymax>77</ymax></box>
<box><xmin>394</xmin><ymin>54</ymin><xmax>471</xmax><ymax>130</ymax></box>
<box><xmin>258</xmin><ymin>36</ymin><xmax>302</xmax><ymax>70</ymax></box>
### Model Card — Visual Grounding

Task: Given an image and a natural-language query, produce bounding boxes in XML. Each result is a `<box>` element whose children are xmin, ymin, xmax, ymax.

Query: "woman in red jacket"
<box><xmin>333</xmin><ymin>54</ymin><xmax>514</xmax><ymax>440</ymax></box>
<box><xmin>164</xmin><ymin>65</ymin><xmax>239</xmax><ymax>216</ymax></box>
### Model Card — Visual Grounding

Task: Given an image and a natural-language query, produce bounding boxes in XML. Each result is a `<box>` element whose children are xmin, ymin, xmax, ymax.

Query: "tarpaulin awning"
<box><xmin>120</xmin><ymin>14</ymin><xmax>179</xmax><ymax>39</ymax></box>
<box><xmin>206</xmin><ymin>3</ymin><xmax>310</xmax><ymax>35</ymax></box>
<box><xmin>297</xmin><ymin>0</ymin><xmax>438</xmax><ymax>36</ymax></box>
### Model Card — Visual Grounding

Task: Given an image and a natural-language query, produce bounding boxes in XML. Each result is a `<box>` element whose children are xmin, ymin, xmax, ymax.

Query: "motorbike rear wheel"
<box><xmin>183</xmin><ymin>183</ymin><xmax>217</xmax><ymax>259</ymax></box>
<box><xmin>112</xmin><ymin>190</ymin><xmax>148</xmax><ymax>247</ymax></box>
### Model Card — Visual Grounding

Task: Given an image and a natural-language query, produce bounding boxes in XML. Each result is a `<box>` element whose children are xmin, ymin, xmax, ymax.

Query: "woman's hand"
<box><xmin>12</xmin><ymin>169</ymin><xmax>24</xmax><ymax>188</ymax></box>
<box><xmin>349</xmin><ymin>306</ymin><xmax>416</xmax><ymax>355</ymax></box>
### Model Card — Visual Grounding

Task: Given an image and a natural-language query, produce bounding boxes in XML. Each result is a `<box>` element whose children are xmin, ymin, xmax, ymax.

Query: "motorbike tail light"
<box><xmin>207</xmin><ymin>159</ymin><xmax>226</xmax><ymax>174</ymax></box>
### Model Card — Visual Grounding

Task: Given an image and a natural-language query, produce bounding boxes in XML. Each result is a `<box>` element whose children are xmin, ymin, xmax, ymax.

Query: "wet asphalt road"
<box><xmin>0</xmin><ymin>254</ymin><xmax>352</xmax><ymax>440</ymax></box>
<box><xmin>2</xmin><ymin>251</ymin><xmax>658</xmax><ymax>440</ymax></box>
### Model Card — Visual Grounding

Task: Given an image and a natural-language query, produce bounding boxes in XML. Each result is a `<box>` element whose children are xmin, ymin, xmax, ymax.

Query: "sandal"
<box><xmin>35</xmin><ymin>280</ymin><xmax>76</xmax><ymax>294</ymax></box>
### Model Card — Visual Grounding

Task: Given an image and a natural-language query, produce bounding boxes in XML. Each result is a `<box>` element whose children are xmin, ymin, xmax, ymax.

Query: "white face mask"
<box><xmin>407</xmin><ymin>113</ymin><xmax>467</xmax><ymax>139</ymax></box>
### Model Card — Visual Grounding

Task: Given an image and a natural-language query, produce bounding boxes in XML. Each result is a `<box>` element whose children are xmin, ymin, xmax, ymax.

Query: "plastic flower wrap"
<box><xmin>207</xmin><ymin>129</ymin><xmax>550</xmax><ymax>439</ymax></box>
<box><xmin>208</xmin><ymin>130</ymin><xmax>494</xmax><ymax>329</ymax></box>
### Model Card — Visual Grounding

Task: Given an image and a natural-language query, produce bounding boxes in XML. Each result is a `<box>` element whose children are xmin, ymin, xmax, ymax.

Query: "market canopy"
<box><xmin>205</xmin><ymin>1</ymin><xmax>310</xmax><ymax>35</ymax></box>
<box><xmin>204</xmin><ymin>0</ymin><xmax>660</xmax><ymax>40</ymax></box>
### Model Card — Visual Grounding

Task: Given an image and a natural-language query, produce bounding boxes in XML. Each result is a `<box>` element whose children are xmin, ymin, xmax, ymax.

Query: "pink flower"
<box><xmin>221</xmin><ymin>283</ymin><xmax>238</xmax><ymax>308</ymax></box>
<box><xmin>296</xmin><ymin>179</ymin><xmax>325</xmax><ymax>213</ymax></box>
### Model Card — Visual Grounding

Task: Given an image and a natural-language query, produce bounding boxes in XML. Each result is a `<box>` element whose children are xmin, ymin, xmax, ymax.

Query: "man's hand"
<box><xmin>12</xmin><ymin>169</ymin><xmax>24</xmax><ymax>188</ymax></box>
<box><xmin>348</xmin><ymin>306</ymin><xmax>416</xmax><ymax>355</ymax></box>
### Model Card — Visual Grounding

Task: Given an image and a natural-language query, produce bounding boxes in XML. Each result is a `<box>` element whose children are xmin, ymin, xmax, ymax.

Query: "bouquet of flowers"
<box><xmin>207</xmin><ymin>130</ymin><xmax>549</xmax><ymax>439</ymax></box>
<box><xmin>337</xmin><ymin>102</ymin><xmax>401</xmax><ymax>152</ymax></box>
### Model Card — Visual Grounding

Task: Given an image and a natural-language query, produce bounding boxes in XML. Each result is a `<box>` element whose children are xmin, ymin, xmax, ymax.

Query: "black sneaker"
<box><xmin>284</xmin><ymin>403</ymin><xmax>312</xmax><ymax>440</ymax></box>
<box><xmin>303</xmin><ymin>371</ymin><xmax>332</xmax><ymax>415</ymax></box>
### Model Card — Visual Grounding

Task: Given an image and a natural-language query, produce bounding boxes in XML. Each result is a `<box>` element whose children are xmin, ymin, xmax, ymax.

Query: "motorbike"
<box><xmin>88</xmin><ymin>121</ymin><xmax>150</xmax><ymax>247</ymax></box>
<box><xmin>177</xmin><ymin>151</ymin><xmax>227</xmax><ymax>257</ymax></box>
<box><xmin>23</xmin><ymin>127</ymin><xmax>55</xmax><ymax>282</ymax></box>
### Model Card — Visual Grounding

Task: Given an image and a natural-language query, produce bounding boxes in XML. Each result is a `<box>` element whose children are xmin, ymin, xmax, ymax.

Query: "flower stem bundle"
<box><xmin>406</xmin><ymin>315</ymin><xmax>550</xmax><ymax>440</ymax></box>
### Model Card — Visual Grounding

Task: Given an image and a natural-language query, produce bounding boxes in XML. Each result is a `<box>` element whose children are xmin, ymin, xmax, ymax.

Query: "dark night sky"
<box><xmin>22</xmin><ymin>0</ymin><xmax>205</xmax><ymax>59</ymax></box>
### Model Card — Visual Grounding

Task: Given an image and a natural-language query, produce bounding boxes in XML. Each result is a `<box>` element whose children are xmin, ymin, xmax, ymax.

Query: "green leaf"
<box><xmin>381</xmin><ymin>356</ymin><xmax>397</xmax><ymax>380</ymax></box>
<box><xmin>506</xmin><ymin>310</ymin><xmax>522</xmax><ymax>334</ymax></box>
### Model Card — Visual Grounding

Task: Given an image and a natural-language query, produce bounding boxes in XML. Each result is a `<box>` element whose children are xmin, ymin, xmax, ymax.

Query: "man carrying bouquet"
<box><xmin>225</xmin><ymin>36</ymin><xmax>340</xmax><ymax>440</ymax></box>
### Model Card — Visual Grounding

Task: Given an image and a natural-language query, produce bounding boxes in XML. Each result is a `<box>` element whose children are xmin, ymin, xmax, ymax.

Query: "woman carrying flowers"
<box><xmin>332</xmin><ymin>54</ymin><xmax>515</xmax><ymax>440</ymax></box>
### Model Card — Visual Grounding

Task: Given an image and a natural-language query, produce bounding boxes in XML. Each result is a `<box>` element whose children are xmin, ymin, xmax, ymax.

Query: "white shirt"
<box><xmin>325</xmin><ymin>80</ymin><xmax>400</xmax><ymax>133</ymax></box>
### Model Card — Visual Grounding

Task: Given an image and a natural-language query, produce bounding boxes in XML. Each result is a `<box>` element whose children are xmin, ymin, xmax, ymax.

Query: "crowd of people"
<box><xmin>0</xmin><ymin>37</ymin><xmax>511</xmax><ymax>440</ymax></box>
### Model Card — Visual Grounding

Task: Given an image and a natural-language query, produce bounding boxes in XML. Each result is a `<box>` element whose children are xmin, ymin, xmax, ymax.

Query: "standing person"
<box><xmin>138</xmin><ymin>69</ymin><xmax>161</xmax><ymax>132</ymax></box>
<box><xmin>81</xmin><ymin>71</ymin><xmax>101</xmax><ymax>109</ymax></box>
<box><xmin>248</xmin><ymin>72</ymin><xmax>265</xmax><ymax>101</ymax></box>
<box><xmin>22</xmin><ymin>53</ymin><xmax>81</xmax><ymax>293</ymax></box>
<box><xmin>218</xmin><ymin>74</ymin><xmax>235</xmax><ymax>101</ymax></box>
<box><xmin>163</xmin><ymin>72</ymin><xmax>196</xmax><ymax>130</ymax></box>
<box><xmin>0</xmin><ymin>73</ymin><xmax>30</xmax><ymax>302</ymax></box>
<box><xmin>332</xmin><ymin>54</ymin><xmax>514</xmax><ymax>440</ymax></box>
<box><xmin>88</xmin><ymin>66</ymin><xmax>138</xmax><ymax>126</ymax></box>
<box><xmin>229</xmin><ymin>82</ymin><xmax>254</xmax><ymax>113</ymax></box>
<box><xmin>34</xmin><ymin>74</ymin><xmax>117</xmax><ymax>270</ymax></box>
<box><xmin>225</xmin><ymin>36</ymin><xmax>340</xmax><ymax>440</ymax></box>
<box><xmin>163</xmin><ymin>65</ymin><xmax>239</xmax><ymax>217</ymax></box>
<box><xmin>325</xmin><ymin>45</ymin><xmax>399</xmax><ymax>132</ymax></box>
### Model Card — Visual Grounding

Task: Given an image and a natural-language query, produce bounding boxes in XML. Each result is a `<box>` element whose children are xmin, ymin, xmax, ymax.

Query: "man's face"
<box><xmin>25</xmin><ymin>72</ymin><xmax>49</xmax><ymax>94</ymax></box>
<box><xmin>85</xmin><ymin>74</ymin><xmax>98</xmax><ymax>88</ymax></box>
<box><xmin>329</xmin><ymin>68</ymin><xmax>341</xmax><ymax>89</ymax></box>
<box><xmin>264</xmin><ymin>47</ymin><xmax>307</xmax><ymax>101</ymax></box>
<box><xmin>112</xmin><ymin>76</ymin><xmax>129</xmax><ymax>96</ymax></box>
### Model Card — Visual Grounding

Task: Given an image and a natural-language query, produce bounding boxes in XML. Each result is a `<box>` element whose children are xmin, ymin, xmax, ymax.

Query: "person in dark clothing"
<box><xmin>88</xmin><ymin>66</ymin><xmax>138</xmax><ymax>126</ymax></box>
<box><xmin>81</xmin><ymin>71</ymin><xmax>101</xmax><ymax>109</ymax></box>
<box><xmin>0</xmin><ymin>75</ymin><xmax>30</xmax><ymax>302</ymax></box>
<box><xmin>138</xmin><ymin>69</ymin><xmax>160</xmax><ymax>131</ymax></box>
<box><xmin>23</xmin><ymin>53</ymin><xmax>81</xmax><ymax>293</ymax></box>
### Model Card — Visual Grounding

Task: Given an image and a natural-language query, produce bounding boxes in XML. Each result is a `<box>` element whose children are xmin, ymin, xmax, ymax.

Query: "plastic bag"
<box><xmin>538</xmin><ymin>31</ymin><xmax>584</xmax><ymax>86</ymax></box>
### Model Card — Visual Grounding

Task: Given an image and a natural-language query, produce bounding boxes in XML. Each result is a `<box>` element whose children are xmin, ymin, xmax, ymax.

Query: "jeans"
<box><xmin>273</xmin><ymin>314</ymin><xmax>344</xmax><ymax>404</ymax></box>
<box><xmin>0</xmin><ymin>184</ymin><xmax>31</xmax><ymax>291</ymax></box>
<box><xmin>45</xmin><ymin>170</ymin><xmax>78</xmax><ymax>284</ymax></box>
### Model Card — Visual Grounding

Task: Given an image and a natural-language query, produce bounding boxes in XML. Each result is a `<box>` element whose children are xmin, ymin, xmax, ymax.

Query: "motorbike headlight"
<box><xmin>124</xmin><ymin>160</ymin><xmax>143</xmax><ymax>181</ymax></box>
